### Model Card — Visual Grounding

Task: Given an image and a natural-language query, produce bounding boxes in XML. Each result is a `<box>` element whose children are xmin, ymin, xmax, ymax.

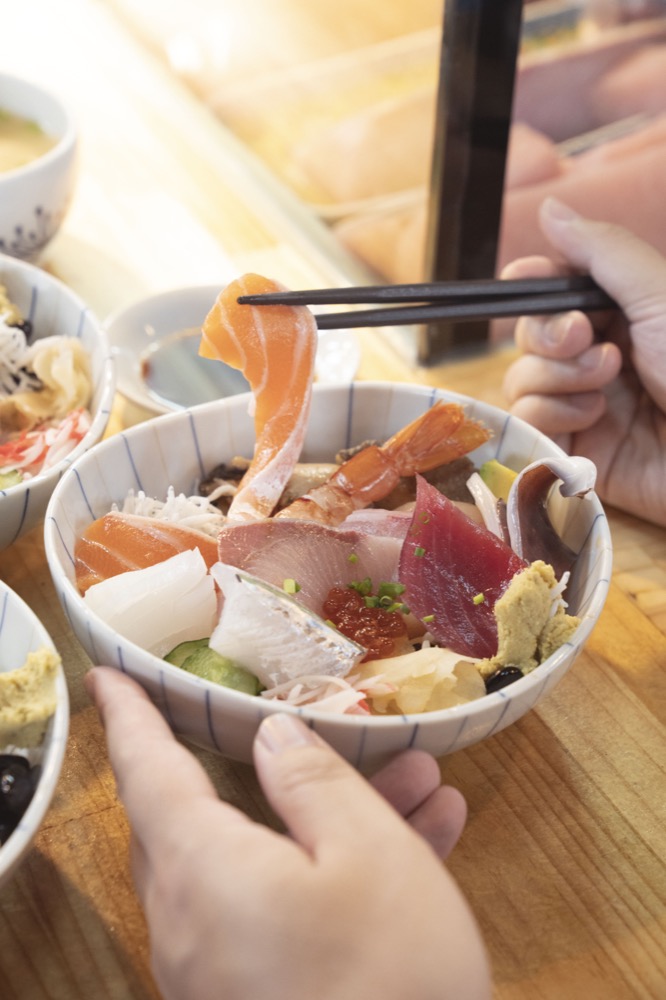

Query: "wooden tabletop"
<box><xmin>1</xmin><ymin>2</ymin><xmax>665</xmax><ymax>998</ymax></box>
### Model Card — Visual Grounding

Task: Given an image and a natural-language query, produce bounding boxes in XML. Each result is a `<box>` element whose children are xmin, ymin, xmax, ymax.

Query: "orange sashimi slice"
<box><xmin>74</xmin><ymin>512</ymin><xmax>220</xmax><ymax>595</ymax></box>
<box><xmin>200</xmin><ymin>273</ymin><xmax>317</xmax><ymax>522</ymax></box>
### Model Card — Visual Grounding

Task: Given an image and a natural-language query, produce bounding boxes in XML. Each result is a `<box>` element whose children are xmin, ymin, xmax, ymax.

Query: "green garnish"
<box><xmin>377</xmin><ymin>582</ymin><xmax>406</xmax><ymax>600</ymax></box>
<box><xmin>414</xmin><ymin>546</ymin><xmax>426</xmax><ymax>558</ymax></box>
<box><xmin>347</xmin><ymin>552</ymin><xmax>359</xmax><ymax>564</ymax></box>
<box><xmin>283</xmin><ymin>578</ymin><xmax>301</xmax><ymax>594</ymax></box>
<box><xmin>349</xmin><ymin>577</ymin><xmax>373</xmax><ymax>597</ymax></box>
<box><xmin>473</xmin><ymin>592</ymin><xmax>485</xmax><ymax>605</ymax></box>
<box><xmin>422</xmin><ymin>614</ymin><xmax>435</xmax><ymax>623</ymax></box>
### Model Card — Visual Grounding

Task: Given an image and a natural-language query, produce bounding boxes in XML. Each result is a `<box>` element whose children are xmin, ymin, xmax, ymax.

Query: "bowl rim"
<box><xmin>0</xmin><ymin>251</ymin><xmax>116</xmax><ymax>497</ymax></box>
<box><xmin>0</xmin><ymin>71</ymin><xmax>77</xmax><ymax>181</ymax></box>
<box><xmin>0</xmin><ymin>580</ymin><xmax>69</xmax><ymax>880</ymax></box>
<box><xmin>44</xmin><ymin>380</ymin><xmax>613</xmax><ymax>733</ymax></box>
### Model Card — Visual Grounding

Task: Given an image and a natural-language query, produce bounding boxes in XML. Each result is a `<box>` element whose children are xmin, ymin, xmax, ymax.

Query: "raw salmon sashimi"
<box><xmin>199</xmin><ymin>273</ymin><xmax>317</xmax><ymax>523</ymax></box>
<box><xmin>74</xmin><ymin>512</ymin><xmax>220</xmax><ymax>594</ymax></box>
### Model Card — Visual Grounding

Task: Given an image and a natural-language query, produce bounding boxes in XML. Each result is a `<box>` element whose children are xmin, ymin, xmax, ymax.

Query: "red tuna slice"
<box><xmin>399</xmin><ymin>476</ymin><xmax>527</xmax><ymax>658</ymax></box>
<box><xmin>217</xmin><ymin>519</ymin><xmax>403</xmax><ymax>615</ymax></box>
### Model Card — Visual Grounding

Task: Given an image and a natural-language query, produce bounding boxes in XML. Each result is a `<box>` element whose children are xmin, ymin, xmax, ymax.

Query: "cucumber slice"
<box><xmin>164</xmin><ymin>638</ymin><xmax>209</xmax><ymax>668</ymax></box>
<box><xmin>181</xmin><ymin>647</ymin><xmax>263</xmax><ymax>695</ymax></box>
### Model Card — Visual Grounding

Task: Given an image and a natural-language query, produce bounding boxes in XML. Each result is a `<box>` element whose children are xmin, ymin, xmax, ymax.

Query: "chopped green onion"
<box><xmin>473</xmin><ymin>592</ymin><xmax>485</xmax><ymax>605</ymax></box>
<box><xmin>377</xmin><ymin>581</ymin><xmax>406</xmax><ymax>600</ymax></box>
<box><xmin>347</xmin><ymin>552</ymin><xmax>359</xmax><ymax>564</ymax></box>
<box><xmin>414</xmin><ymin>546</ymin><xmax>426</xmax><ymax>558</ymax></box>
<box><xmin>349</xmin><ymin>577</ymin><xmax>373</xmax><ymax>596</ymax></box>
<box><xmin>419</xmin><ymin>511</ymin><xmax>431</xmax><ymax>524</ymax></box>
<box><xmin>283</xmin><ymin>578</ymin><xmax>301</xmax><ymax>594</ymax></box>
<box><xmin>363</xmin><ymin>595</ymin><xmax>379</xmax><ymax>609</ymax></box>
<box><xmin>422</xmin><ymin>614</ymin><xmax>435</xmax><ymax>623</ymax></box>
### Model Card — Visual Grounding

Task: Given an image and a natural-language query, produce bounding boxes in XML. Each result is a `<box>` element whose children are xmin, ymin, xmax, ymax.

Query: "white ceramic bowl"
<box><xmin>0</xmin><ymin>580</ymin><xmax>69</xmax><ymax>889</ymax></box>
<box><xmin>0</xmin><ymin>73</ymin><xmax>78</xmax><ymax>260</ymax></box>
<box><xmin>0</xmin><ymin>254</ymin><xmax>116</xmax><ymax>550</ymax></box>
<box><xmin>44</xmin><ymin>382</ymin><xmax>612</xmax><ymax>771</ymax></box>
<box><xmin>105</xmin><ymin>285</ymin><xmax>361</xmax><ymax>414</ymax></box>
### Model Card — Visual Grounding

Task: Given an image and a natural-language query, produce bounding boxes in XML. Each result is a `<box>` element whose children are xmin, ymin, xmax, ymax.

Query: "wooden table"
<box><xmin>1</xmin><ymin>2</ymin><xmax>665</xmax><ymax>998</ymax></box>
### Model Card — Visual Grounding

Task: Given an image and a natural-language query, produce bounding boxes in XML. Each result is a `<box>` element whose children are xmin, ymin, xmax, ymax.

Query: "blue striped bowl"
<box><xmin>43</xmin><ymin>382</ymin><xmax>612</xmax><ymax>771</ymax></box>
<box><xmin>0</xmin><ymin>580</ymin><xmax>69</xmax><ymax>887</ymax></box>
<box><xmin>0</xmin><ymin>254</ymin><xmax>116</xmax><ymax>550</ymax></box>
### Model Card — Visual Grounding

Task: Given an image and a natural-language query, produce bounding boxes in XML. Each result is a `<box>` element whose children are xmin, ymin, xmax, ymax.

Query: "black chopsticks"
<box><xmin>237</xmin><ymin>275</ymin><xmax>616</xmax><ymax>329</ymax></box>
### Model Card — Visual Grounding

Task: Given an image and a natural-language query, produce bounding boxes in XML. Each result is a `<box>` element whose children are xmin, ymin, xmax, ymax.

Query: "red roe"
<box><xmin>323</xmin><ymin>585</ymin><xmax>408</xmax><ymax>661</ymax></box>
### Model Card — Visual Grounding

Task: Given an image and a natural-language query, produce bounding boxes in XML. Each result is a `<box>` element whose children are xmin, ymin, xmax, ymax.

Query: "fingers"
<box><xmin>406</xmin><ymin>784</ymin><xmax>467</xmax><ymax>860</ymax></box>
<box><xmin>509</xmin><ymin>391</ymin><xmax>608</xmax><ymax>437</ymax></box>
<box><xmin>538</xmin><ymin>197</ymin><xmax>666</xmax><ymax>319</ymax></box>
<box><xmin>369</xmin><ymin>749</ymin><xmax>467</xmax><ymax>859</ymax></box>
<box><xmin>86</xmin><ymin>668</ymin><xmax>250</xmax><ymax>858</ymax></box>
<box><xmin>253</xmin><ymin>713</ymin><xmax>416</xmax><ymax>859</ymax></box>
<box><xmin>503</xmin><ymin>339</ymin><xmax>622</xmax><ymax>406</ymax></box>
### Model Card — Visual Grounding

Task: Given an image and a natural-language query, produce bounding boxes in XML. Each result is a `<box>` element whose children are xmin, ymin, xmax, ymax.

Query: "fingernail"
<box><xmin>542</xmin><ymin>197</ymin><xmax>581</xmax><ymax>225</ymax></box>
<box><xmin>256</xmin><ymin>712</ymin><xmax>318</xmax><ymax>754</ymax></box>
<box><xmin>580</xmin><ymin>342</ymin><xmax>610</xmax><ymax>370</ymax></box>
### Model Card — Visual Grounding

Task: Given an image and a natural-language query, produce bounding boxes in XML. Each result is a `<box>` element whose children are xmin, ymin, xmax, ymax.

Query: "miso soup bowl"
<box><xmin>0</xmin><ymin>253</ymin><xmax>116</xmax><ymax>550</ymax></box>
<box><xmin>0</xmin><ymin>73</ymin><xmax>78</xmax><ymax>260</ymax></box>
<box><xmin>44</xmin><ymin>382</ymin><xmax>612</xmax><ymax>772</ymax></box>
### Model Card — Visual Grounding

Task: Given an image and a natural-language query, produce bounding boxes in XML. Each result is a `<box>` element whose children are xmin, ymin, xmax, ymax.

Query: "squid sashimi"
<box><xmin>400</xmin><ymin>476</ymin><xmax>527</xmax><ymax>659</ymax></box>
<box><xmin>216</xmin><ymin>519</ymin><xmax>404</xmax><ymax>614</ymax></box>
<box><xmin>276</xmin><ymin>400</ymin><xmax>491</xmax><ymax>525</ymax></box>
<box><xmin>74</xmin><ymin>511</ymin><xmax>220</xmax><ymax>594</ymax></box>
<box><xmin>200</xmin><ymin>273</ymin><xmax>317</xmax><ymax>522</ymax></box>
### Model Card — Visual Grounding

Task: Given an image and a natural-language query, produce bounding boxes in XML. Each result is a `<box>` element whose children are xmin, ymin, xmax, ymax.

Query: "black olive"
<box><xmin>485</xmin><ymin>666</ymin><xmax>524</xmax><ymax>694</ymax></box>
<box><xmin>0</xmin><ymin>755</ymin><xmax>37</xmax><ymax>820</ymax></box>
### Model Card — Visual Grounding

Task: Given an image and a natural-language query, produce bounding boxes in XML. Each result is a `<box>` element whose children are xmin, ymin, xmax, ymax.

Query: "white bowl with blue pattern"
<box><xmin>0</xmin><ymin>580</ymin><xmax>69</xmax><ymax>888</ymax></box>
<box><xmin>0</xmin><ymin>253</ymin><xmax>116</xmax><ymax>550</ymax></box>
<box><xmin>0</xmin><ymin>73</ymin><xmax>78</xmax><ymax>261</ymax></box>
<box><xmin>43</xmin><ymin>382</ymin><xmax>612</xmax><ymax>771</ymax></box>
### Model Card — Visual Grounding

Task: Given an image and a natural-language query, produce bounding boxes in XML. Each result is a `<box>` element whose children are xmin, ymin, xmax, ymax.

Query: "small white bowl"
<box><xmin>0</xmin><ymin>73</ymin><xmax>78</xmax><ymax>260</ymax></box>
<box><xmin>106</xmin><ymin>285</ymin><xmax>361</xmax><ymax>414</ymax></box>
<box><xmin>44</xmin><ymin>382</ymin><xmax>612</xmax><ymax>771</ymax></box>
<box><xmin>0</xmin><ymin>254</ymin><xmax>116</xmax><ymax>550</ymax></box>
<box><xmin>0</xmin><ymin>580</ymin><xmax>69</xmax><ymax>889</ymax></box>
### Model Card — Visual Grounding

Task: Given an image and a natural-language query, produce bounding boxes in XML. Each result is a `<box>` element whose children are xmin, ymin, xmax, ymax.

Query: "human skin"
<box><xmin>502</xmin><ymin>196</ymin><xmax>666</xmax><ymax>529</ymax></box>
<box><xmin>86</xmin><ymin>666</ymin><xmax>492</xmax><ymax>1000</ymax></box>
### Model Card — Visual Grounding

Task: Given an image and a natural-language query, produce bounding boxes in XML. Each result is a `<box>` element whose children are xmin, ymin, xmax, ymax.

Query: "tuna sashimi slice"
<box><xmin>399</xmin><ymin>477</ymin><xmax>527</xmax><ymax>658</ymax></box>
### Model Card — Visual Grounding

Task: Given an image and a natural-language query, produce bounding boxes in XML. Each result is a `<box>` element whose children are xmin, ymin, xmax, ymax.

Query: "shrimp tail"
<box><xmin>278</xmin><ymin>400</ymin><xmax>490</xmax><ymax>524</ymax></box>
<box><xmin>383</xmin><ymin>400</ymin><xmax>491</xmax><ymax>474</ymax></box>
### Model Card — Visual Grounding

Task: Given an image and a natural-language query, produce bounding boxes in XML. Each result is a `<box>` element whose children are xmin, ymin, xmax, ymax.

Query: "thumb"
<box><xmin>253</xmin><ymin>713</ymin><xmax>408</xmax><ymax>857</ymax></box>
<box><xmin>539</xmin><ymin>197</ymin><xmax>666</xmax><ymax>408</ymax></box>
<box><xmin>539</xmin><ymin>197</ymin><xmax>666</xmax><ymax>322</ymax></box>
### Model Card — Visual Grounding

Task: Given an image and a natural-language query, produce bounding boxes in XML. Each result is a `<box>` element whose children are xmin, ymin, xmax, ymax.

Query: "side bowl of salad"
<box><xmin>0</xmin><ymin>253</ymin><xmax>116</xmax><ymax>550</ymax></box>
<box><xmin>43</xmin><ymin>381</ymin><xmax>612</xmax><ymax>772</ymax></box>
<box><xmin>0</xmin><ymin>580</ymin><xmax>69</xmax><ymax>889</ymax></box>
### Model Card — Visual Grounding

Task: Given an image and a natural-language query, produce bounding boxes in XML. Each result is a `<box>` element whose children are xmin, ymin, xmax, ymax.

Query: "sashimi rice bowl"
<box><xmin>44</xmin><ymin>274</ymin><xmax>612</xmax><ymax>769</ymax></box>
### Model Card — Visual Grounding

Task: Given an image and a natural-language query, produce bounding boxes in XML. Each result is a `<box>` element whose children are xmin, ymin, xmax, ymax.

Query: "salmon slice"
<box><xmin>74</xmin><ymin>512</ymin><xmax>220</xmax><ymax>594</ymax></box>
<box><xmin>200</xmin><ymin>273</ymin><xmax>317</xmax><ymax>522</ymax></box>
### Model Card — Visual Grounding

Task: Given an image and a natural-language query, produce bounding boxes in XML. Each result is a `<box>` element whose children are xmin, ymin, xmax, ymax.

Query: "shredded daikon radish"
<box><xmin>117</xmin><ymin>487</ymin><xmax>226</xmax><ymax>538</ymax></box>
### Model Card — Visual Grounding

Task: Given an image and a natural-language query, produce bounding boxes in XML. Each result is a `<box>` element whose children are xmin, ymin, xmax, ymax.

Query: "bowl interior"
<box><xmin>0</xmin><ymin>254</ymin><xmax>115</xmax><ymax>549</ymax></box>
<box><xmin>44</xmin><ymin>382</ymin><xmax>612</xmax><ymax>768</ymax></box>
<box><xmin>0</xmin><ymin>581</ymin><xmax>69</xmax><ymax>888</ymax></box>
<box><xmin>0</xmin><ymin>72</ymin><xmax>71</xmax><ymax>149</ymax></box>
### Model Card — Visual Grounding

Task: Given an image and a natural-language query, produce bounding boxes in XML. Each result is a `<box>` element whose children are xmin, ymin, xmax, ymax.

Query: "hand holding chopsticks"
<box><xmin>237</xmin><ymin>275</ymin><xmax>616</xmax><ymax>329</ymax></box>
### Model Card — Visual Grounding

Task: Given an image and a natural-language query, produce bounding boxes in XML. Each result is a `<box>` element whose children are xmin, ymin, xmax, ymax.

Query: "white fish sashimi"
<box><xmin>209</xmin><ymin>563</ymin><xmax>365</xmax><ymax>688</ymax></box>
<box><xmin>216</xmin><ymin>519</ymin><xmax>403</xmax><ymax>613</ymax></box>
<box><xmin>84</xmin><ymin>548</ymin><xmax>217</xmax><ymax>658</ymax></box>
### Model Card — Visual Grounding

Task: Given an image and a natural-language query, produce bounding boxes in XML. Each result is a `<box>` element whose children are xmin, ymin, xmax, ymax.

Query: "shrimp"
<box><xmin>276</xmin><ymin>400</ymin><xmax>490</xmax><ymax>525</ymax></box>
<box><xmin>200</xmin><ymin>273</ymin><xmax>317</xmax><ymax>522</ymax></box>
